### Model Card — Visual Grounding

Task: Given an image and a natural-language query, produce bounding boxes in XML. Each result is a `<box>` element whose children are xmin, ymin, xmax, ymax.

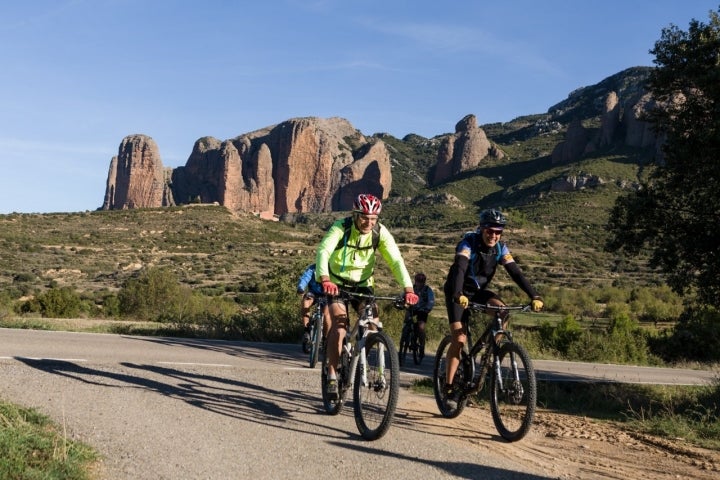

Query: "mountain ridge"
<box><xmin>101</xmin><ymin>66</ymin><xmax>659</xmax><ymax>221</ymax></box>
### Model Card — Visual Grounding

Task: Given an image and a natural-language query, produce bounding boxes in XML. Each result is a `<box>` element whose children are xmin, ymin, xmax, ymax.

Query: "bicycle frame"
<box><xmin>464</xmin><ymin>303</ymin><xmax>529</xmax><ymax>393</ymax></box>
<box><xmin>342</xmin><ymin>292</ymin><xmax>398</xmax><ymax>391</ymax></box>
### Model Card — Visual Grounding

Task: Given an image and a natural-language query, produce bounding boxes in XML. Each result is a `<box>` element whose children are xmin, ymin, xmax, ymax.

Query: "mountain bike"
<box><xmin>432</xmin><ymin>302</ymin><xmax>537</xmax><ymax>442</ymax></box>
<box><xmin>398</xmin><ymin>308</ymin><xmax>423</xmax><ymax>366</ymax></box>
<box><xmin>321</xmin><ymin>290</ymin><xmax>402</xmax><ymax>440</ymax></box>
<box><xmin>307</xmin><ymin>296</ymin><xmax>327</xmax><ymax>369</ymax></box>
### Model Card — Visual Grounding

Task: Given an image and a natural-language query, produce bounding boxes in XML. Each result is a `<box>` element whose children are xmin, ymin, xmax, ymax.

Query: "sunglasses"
<box><xmin>485</xmin><ymin>228</ymin><xmax>503</xmax><ymax>236</ymax></box>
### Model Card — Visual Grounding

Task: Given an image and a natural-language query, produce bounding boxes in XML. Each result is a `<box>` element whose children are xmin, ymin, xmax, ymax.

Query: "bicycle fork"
<box><xmin>352</xmin><ymin>334</ymin><xmax>387</xmax><ymax>392</ymax></box>
<box><xmin>493</xmin><ymin>348</ymin><xmax>524</xmax><ymax>401</ymax></box>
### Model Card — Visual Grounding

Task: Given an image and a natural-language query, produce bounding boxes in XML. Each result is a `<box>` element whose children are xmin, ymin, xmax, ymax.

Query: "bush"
<box><xmin>118</xmin><ymin>267</ymin><xmax>189</xmax><ymax>321</ymax></box>
<box><xmin>538</xmin><ymin>315</ymin><xmax>583</xmax><ymax>355</ymax></box>
<box><xmin>650</xmin><ymin>306</ymin><xmax>720</xmax><ymax>362</ymax></box>
<box><xmin>533</xmin><ymin>311</ymin><xmax>655</xmax><ymax>365</ymax></box>
<box><xmin>18</xmin><ymin>287</ymin><xmax>84</xmax><ymax>318</ymax></box>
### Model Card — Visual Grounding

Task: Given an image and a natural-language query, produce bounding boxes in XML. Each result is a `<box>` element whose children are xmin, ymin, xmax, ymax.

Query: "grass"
<box><xmin>0</xmin><ymin>400</ymin><xmax>98</xmax><ymax>479</ymax></box>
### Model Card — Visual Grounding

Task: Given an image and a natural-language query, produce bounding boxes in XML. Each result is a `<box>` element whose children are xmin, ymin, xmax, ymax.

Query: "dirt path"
<box><xmin>399</xmin><ymin>393</ymin><xmax>720</xmax><ymax>479</ymax></box>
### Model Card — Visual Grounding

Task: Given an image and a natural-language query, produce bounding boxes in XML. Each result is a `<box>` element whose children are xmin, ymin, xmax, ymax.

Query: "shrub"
<box><xmin>538</xmin><ymin>315</ymin><xmax>583</xmax><ymax>355</ymax></box>
<box><xmin>18</xmin><ymin>287</ymin><xmax>84</xmax><ymax>318</ymax></box>
<box><xmin>650</xmin><ymin>306</ymin><xmax>720</xmax><ymax>362</ymax></box>
<box><xmin>118</xmin><ymin>267</ymin><xmax>189</xmax><ymax>321</ymax></box>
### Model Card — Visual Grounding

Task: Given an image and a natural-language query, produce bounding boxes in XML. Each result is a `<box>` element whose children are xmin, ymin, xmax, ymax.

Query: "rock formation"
<box><xmin>102</xmin><ymin>135</ymin><xmax>170</xmax><ymax>210</ymax></box>
<box><xmin>431</xmin><ymin>114</ymin><xmax>503</xmax><ymax>185</ymax></box>
<box><xmin>551</xmin><ymin>89</ymin><xmax>662</xmax><ymax>165</ymax></box>
<box><xmin>551</xmin><ymin>118</ymin><xmax>590</xmax><ymax>164</ymax></box>
<box><xmin>102</xmin><ymin>117</ymin><xmax>391</xmax><ymax>216</ymax></box>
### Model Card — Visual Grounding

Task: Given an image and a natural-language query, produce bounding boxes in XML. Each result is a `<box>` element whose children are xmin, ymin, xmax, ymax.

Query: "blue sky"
<box><xmin>1</xmin><ymin>0</ymin><xmax>717</xmax><ymax>214</ymax></box>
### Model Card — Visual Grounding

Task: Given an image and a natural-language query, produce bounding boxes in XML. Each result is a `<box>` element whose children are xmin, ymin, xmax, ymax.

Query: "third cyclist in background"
<box><xmin>442</xmin><ymin>208</ymin><xmax>544</xmax><ymax>408</ymax></box>
<box><xmin>409</xmin><ymin>272</ymin><xmax>435</xmax><ymax>360</ymax></box>
<box><xmin>297</xmin><ymin>263</ymin><xmax>326</xmax><ymax>353</ymax></box>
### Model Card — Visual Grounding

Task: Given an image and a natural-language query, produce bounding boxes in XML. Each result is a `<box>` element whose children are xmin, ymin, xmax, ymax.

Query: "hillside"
<box><xmin>0</xmin><ymin>67</ymin><xmax>662</xmax><ymax>306</ymax></box>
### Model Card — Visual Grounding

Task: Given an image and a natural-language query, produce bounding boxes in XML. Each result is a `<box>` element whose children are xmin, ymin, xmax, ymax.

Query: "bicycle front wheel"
<box><xmin>353</xmin><ymin>331</ymin><xmax>399</xmax><ymax>441</ymax></box>
<box><xmin>308</xmin><ymin>312</ymin><xmax>323</xmax><ymax>369</ymax></box>
<box><xmin>411</xmin><ymin>330</ymin><xmax>421</xmax><ymax>365</ymax></box>
<box><xmin>432</xmin><ymin>335</ymin><xmax>466</xmax><ymax>418</ymax></box>
<box><xmin>490</xmin><ymin>341</ymin><xmax>536</xmax><ymax>442</ymax></box>
<box><xmin>398</xmin><ymin>324</ymin><xmax>411</xmax><ymax>367</ymax></box>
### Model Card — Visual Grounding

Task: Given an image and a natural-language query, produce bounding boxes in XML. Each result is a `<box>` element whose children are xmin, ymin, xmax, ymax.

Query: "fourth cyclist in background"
<box><xmin>408</xmin><ymin>272</ymin><xmax>435</xmax><ymax>360</ymax></box>
<box><xmin>315</xmin><ymin>194</ymin><xmax>419</xmax><ymax>399</ymax></box>
<box><xmin>442</xmin><ymin>209</ymin><xmax>544</xmax><ymax>409</ymax></box>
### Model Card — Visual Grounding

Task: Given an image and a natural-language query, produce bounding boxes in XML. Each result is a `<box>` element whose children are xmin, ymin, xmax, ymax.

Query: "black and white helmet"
<box><xmin>478</xmin><ymin>209</ymin><xmax>507</xmax><ymax>228</ymax></box>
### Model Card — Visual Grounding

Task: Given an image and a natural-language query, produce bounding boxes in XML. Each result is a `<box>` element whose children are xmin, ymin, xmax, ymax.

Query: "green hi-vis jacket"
<box><xmin>315</xmin><ymin>217</ymin><xmax>412</xmax><ymax>290</ymax></box>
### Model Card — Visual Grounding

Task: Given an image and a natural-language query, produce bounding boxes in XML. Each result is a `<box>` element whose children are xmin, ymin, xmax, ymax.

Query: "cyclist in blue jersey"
<box><xmin>443</xmin><ymin>209</ymin><xmax>544</xmax><ymax>408</ymax></box>
<box><xmin>297</xmin><ymin>263</ymin><xmax>327</xmax><ymax>351</ymax></box>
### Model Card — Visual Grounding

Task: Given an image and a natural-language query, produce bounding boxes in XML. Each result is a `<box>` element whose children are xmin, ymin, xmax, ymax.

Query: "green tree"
<box><xmin>607</xmin><ymin>9</ymin><xmax>720</xmax><ymax>305</ymax></box>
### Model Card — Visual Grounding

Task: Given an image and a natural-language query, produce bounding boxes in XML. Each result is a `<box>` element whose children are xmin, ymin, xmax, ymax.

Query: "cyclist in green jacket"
<box><xmin>316</xmin><ymin>193</ymin><xmax>418</xmax><ymax>399</ymax></box>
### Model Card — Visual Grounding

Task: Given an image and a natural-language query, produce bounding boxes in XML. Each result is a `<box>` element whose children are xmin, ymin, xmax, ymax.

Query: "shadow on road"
<box><xmin>327</xmin><ymin>440</ymin><xmax>553</xmax><ymax>480</ymax></box>
<box><xmin>15</xmin><ymin>357</ymin><xmax>359</xmax><ymax>440</ymax></box>
<box><xmin>122</xmin><ymin>335</ymin><xmax>306</xmax><ymax>368</ymax></box>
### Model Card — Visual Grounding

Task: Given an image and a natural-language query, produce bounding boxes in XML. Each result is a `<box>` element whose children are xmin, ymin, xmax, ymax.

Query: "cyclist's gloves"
<box><xmin>404</xmin><ymin>292</ymin><xmax>419</xmax><ymax>305</ymax></box>
<box><xmin>322</xmin><ymin>280</ymin><xmax>339</xmax><ymax>296</ymax></box>
<box><xmin>531</xmin><ymin>296</ymin><xmax>544</xmax><ymax>312</ymax></box>
<box><xmin>457</xmin><ymin>295</ymin><xmax>469</xmax><ymax>308</ymax></box>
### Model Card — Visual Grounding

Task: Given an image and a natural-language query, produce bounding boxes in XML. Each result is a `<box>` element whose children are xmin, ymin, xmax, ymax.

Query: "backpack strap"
<box><xmin>334</xmin><ymin>216</ymin><xmax>380</xmax><ymax>252</ymax></box>
<box><xmin>496</xmin><ymin>241</ymin><xmax>504</xmax><ymax>262</ymax></box>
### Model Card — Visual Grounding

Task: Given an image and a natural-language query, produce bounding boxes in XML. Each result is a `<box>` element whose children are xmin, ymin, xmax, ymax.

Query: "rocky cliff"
<box><xmin>549</xmin><ymin>66</ymin><xmax>664</xmax><ymax>165</ymax></box>
<box><xmin>102</xmin><ymin>117</ymin><xmax>392</xmax><ymax>216</ymax></box>
<box><xmin>431</xmin><ymin>114</ymin><xmax>503</xmax><ymax>185</ymax></box>
<box><xmin>103</xmin><ymin>135</ymin><xmax>173</xmax><ymax>210</ymax></box>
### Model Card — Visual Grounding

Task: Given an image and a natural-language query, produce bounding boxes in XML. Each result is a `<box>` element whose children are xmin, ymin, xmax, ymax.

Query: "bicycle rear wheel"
<box><xmin>432</xmin><ymin>335</ymin><xmax>466</xmax><ymax>418</ymax></box>
<box><xmin>322</xmin><ymin>350</ymin><xmax>347</xmax><ymax>415</ymax></box>
<box><xmin>308</xmin><ymin>310</ymin><xmax>323</xmax><ymax>369</ymax></box>
<box><xmin>490</xmin><ymin>341</ymin><xmax>536</xmax><ymax>442</ymax></box>
<box><xmin>353</xmin><ymin>331</ymin><xmax>399</xmax><ymax>440</ymax></box>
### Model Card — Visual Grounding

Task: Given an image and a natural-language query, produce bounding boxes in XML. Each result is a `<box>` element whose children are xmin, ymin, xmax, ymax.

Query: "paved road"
<box><xmin>0</xmin><ymin>328</ymin><xmax>716</xmax><ymax>479</ymax></box>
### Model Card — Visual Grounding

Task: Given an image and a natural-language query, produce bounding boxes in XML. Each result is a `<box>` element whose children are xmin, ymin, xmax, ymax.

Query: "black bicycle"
<box><xmin>432</xmin><ymin>302</ymin><xmax>537</xmax><ymax>442</ymax></box>
<box><xmin>321</xmin><ymin>291</ymin><xmax>402</xmax><ymax>440</ymax></box>
<box><xmin>398</xmin><ymin>308</ymin><xmax>423</xmax><ymax>366</ymax></box>
<box><xmin>307</xmin><ymin>296</ymin><xmax>326</xmax><ymax>369</ymax></box>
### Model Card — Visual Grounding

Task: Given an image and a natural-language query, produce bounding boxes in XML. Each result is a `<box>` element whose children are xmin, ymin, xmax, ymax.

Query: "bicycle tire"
<box><xmin>432</xmin><ymin>335</ymin><xmax>467</xmax><ymax>418</ymax></box>
<box><xmin>411</xmin><ymin>329</ymin><xmax>420</xmax><ymax>365</ymax></box>
<box><xmin>321</xmin><ymin>349</ymin><xmax>348</xmax><ymax>415</ymax></box>
<box><xmin>353</xmin><ymin>331</ymin><xmax>400</xmax><ymax>440</ymax></box>
<box><xmin>308</xmin><ymin>310</ymin><xmax>323</xmax><ymax>369</ymax></box>
<box><xmin>416</xmin><ymin>331</ymin><xmax>426</xmax><ymax>365</ymax></box>
<box><xmin>398</xmin><ymin>323</ymin><xmax>411</xmax><ymax>366</ymax></box>
<box><xmin>490</xmin><ymin>341</ymin><xmax>536</xmax><ymax>442</ymax></box>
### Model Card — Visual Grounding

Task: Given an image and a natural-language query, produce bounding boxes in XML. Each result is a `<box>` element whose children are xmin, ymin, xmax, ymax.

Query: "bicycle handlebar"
<box><xmin>338</xmin><ymin>289</ymin><xmax>404</xmax><ymax>303</ymax></box>
<box><xmin>467</xmin><ymin>302</ymin><xmax>531</xmax><ymax>313</ymax></box>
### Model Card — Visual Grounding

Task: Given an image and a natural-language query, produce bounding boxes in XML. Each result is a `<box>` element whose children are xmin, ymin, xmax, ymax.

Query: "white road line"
<box><xmin>156</xmin><ymin>362</ymin><xmax>232</xmax><ymax>367</ymax></box>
